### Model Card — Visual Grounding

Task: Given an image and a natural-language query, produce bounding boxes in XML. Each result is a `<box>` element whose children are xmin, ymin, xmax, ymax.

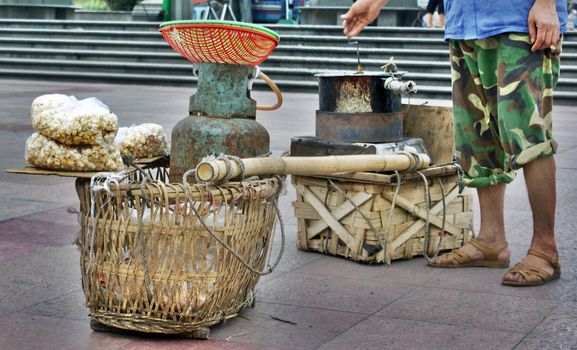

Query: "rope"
<box><xmin>182</xmin><ymin>170</ymin><xmax>286</xmax><ymax>276</ymax></box>
<box><xmin>196</xmin><ymin>154</ymin><xmax>246</xmax><ymax>184</ymax></box>
<box><xmin>117</xmin><ymin>159</ymin><xmax>156</xmax><ymax>296</ymax></box>
<box><xmin>136</xmin><ymin>178</ymin><xmax>153</xmax><ymax>296</ymax></box>
<box><xmin>326</xmin><ymin>177</ymin><xmax>400</xmax><ymax>266</ymax></box>
<box><xmin>87</xmin><ymin>171</ymin><xmax>127</xmax><ymax>272</ymax></box>
<box><xmin>454</xmin><ymin>159</ymin><xmax>465</xmax><ymax>194</ymax></box>
<box><xmin>382</xmin><ymin>171</ymin><xmax>402</xmax><ymax>265</ymax></box>
<box><xmin>417</xmin><ymin>171</ymin><xmax>447</xmax><ymax>263</ymax></box>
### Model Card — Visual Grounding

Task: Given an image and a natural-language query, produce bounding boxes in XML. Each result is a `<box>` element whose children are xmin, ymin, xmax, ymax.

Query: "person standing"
<box><xmin>341</xmin><ymin>0</ymin><xmax>568</xmax><ymax>286</ymax></box>
<box><xmin>424</xmin><ymin>0</ymin><xmax>445</xmax><ymax>28</ymax></box>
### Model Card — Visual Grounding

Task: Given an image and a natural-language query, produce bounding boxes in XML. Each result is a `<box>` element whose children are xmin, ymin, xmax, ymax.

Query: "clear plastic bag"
<box><xmin>31</xmin><ymin>96</ymin><xmax>118</xmax><ymax>146</ymax></box>
<box><xmin>25</xmin><ymin>133</ymin><xmax>123</xmax><ymax>172</ymax></box>
<box><xmin>31</xmin><ymin>94</ymin><xmax>70</xmax><ymax>120</ymax></box>
<box><xmin>114</xmin><ymin>123</ymin><xmax>168</xmax><ymax>159</ymax></box>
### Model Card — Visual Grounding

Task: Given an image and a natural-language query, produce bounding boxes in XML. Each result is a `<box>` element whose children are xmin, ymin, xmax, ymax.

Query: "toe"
<box><xmin>503</xmin><ymin>272</ymin><xmax>523</xmax><ymax>283</ymax></box>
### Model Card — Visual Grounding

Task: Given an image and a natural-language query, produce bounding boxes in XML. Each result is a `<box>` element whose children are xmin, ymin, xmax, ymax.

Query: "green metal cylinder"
<box><xmin>169</xmin><ymin>63</ymin><xmax>270</xmax><ymax>182</ymax></box>
<box><xmin>169</xmin><ymin>115</ymin><xmax>269</xmax><ymax>182</ymax></box>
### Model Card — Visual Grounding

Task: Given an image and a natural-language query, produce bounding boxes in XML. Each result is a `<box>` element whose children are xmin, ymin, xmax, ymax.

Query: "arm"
<box><xmin>341</xmin><ymin>0</ymin><xmax>390</xmax><ymax>38</ymax></box>
<box><xmin>528</xmin><ymin>0</ymin><xmax>560</xmax><ymax>52</ymax></box>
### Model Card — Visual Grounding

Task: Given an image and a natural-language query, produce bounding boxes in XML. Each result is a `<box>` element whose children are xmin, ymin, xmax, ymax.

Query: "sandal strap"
<box><xmin>512</xmin><ymin>262</ymin><xmax>552</xmax><ymax>283</ymax></box>
<box><xmin>527</xmin><ymin>248</ymin><xmax>560</xmax><ymax>269</ymax></box>
<box><xmin>469</xmin><ymin>238</ymin><xmax>508</xmax><ymax>260</ymax></box>
<box><xmin>452</xmin><ymin>249</ymin><xmax>470</xmax><ymax>265</ymax></box>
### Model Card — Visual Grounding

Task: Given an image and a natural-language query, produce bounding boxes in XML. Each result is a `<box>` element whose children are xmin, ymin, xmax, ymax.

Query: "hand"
<box><xmin>341</xmin><ymin>0</ymin><xmax>389</xmax><ymax>38</ymax></box>
<box><xmin>528</xmin><ymin>0</ymin><xmax>560</xmax><ymax>52</ymax></box>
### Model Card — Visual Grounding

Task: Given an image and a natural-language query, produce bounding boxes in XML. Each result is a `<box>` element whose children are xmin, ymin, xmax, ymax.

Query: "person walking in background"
<box><xmin>424</xmin><ymin>0</ymin><xmax>444</xmax><ymax>28</ymax></box>
<box><xmin>341</xmin><ymin>0</ymin><xmax>567</xmax><ymax>287</ymax></box>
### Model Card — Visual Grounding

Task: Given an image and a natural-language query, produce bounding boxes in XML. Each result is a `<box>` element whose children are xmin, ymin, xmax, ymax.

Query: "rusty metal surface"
<box><xmin>318</xmin><ymin>74</ymin><xmax>402</xmax><ymax>113</ymax></box>
<box><xmin>316</xmin><ymin>110</ymin><xmax>403</xmax><ymax>143</ymax></box>
<box><xmin>169</xmin><ymin>115</ymin><xmax>269</xmax><ymax>182</ymax></box>
<box><xmin>189</xmin><ymin>63</ymin><xmax>257</xmax><ymax>118</ymax></box>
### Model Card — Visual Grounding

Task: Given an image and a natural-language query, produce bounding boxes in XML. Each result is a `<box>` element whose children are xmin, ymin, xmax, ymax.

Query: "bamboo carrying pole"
<box><xmin>196</xmin><ymin>153</ymin><xmax>431</xmax><ymax>182</ymax></box>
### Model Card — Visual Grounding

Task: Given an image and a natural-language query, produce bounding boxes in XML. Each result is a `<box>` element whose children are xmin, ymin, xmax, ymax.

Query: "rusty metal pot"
<box><xmin>315</xmin><ymin>72</ymin><xmax>405</xmax><ymax>142</ymax></box>
<box><xmin>317</xmin><ymin>72</ymin><xmax>404</xmax><ymax>113</ymax></box>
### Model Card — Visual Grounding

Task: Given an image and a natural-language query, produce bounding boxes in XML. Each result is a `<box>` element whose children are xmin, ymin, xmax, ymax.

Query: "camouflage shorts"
<box><xmin>450</xmin><ymin>33</ymin><xmax>561</xmax><ymax>188</ymax></box>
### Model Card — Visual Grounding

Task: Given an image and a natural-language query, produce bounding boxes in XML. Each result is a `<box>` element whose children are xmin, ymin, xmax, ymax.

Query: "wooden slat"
<box><xmin>389</xmin><ymin>185</ymin><xmax>461</xmax><ymax>252</ymax></box>
<box><xmin>381</xmin><ymin>191</ymin><xmax>462</xmax><ymax>236</ymax></box>
<box><xmin>301</xmin><ymin>187</ymin><xmax>356</xmax><ymax>248</ymax></box>
<box><xmin>306</xmin><ymin>191</ymin><xmax>373</xmax><ymax>238</ymax></box>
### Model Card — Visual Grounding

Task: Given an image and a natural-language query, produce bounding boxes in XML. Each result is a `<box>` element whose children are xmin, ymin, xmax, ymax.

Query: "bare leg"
<box><xmin>431</xmin><ymin>183</ymin><xmax>510</xmax><ymax>264</ymax></box>
<box><xmin>503</xmin><ymin>156</ymin><xmax>557</xmax><ymax>282</ymax></box>
<box><xmin>438</xmin><ymin>13</ymin><xmax>445</xmax><ymax>28</ymax></box>
<box><xmin>424</xmin><ymin>12</ymin><xmax>433</xmax><ymax>27</ymax></box>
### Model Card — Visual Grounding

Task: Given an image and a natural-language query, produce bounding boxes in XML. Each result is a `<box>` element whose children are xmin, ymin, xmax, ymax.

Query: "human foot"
<box><xmin>428</xmin><ymin>237</ymin><xmax>510</xmax><ymax>268</ymax></box>
<box><xmin>502</xmin><ymin>249</ymin><xmax>560</xmax><ymax>287</ymax></box>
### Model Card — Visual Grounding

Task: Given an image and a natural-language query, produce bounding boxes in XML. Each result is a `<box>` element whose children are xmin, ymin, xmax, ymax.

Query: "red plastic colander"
<box><xmin>159</xmin><ymin>20</ymin><xmax>280</xmax><ymax>66</ymax></box>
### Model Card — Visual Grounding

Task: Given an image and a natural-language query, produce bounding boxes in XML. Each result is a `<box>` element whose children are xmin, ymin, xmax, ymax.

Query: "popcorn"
<box><xmin>31</xmin><ymin>94</ymin><xmax>70</xmax><ymax>120</ymax></box>
<box><xmin>115</xmin><ymin>123</ymin><xmax>168</xmax><ymax>159</ymax></box>
<box><xmin>25</xmin><ymin>133</ymin><xmax>123</xmax><ymax>172</ymax></box>
<box><xmin>31</xmin><ymin>96</ymin><xmax>118</xmax><ymax>146</ymax></box>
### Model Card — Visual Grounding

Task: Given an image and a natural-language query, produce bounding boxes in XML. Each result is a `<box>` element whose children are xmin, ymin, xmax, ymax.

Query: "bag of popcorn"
<box><xmin>114</xmin><ymin>123</ymin><xmax>169</xmax><ymax>159</ymax></box>
<box><xmin>31</xmin><ymin>94</ymin><xmax>70</xmax><ymax>120</ymax></box>
<box><xmin>32</xmin><ymin>96</ymin><xmax>118</xmax><ymax>146</ymax></box>
<box><xmin>25</xmin><ymin>133</ymin><xmax>123</xmax><ymax>172</ymax></box>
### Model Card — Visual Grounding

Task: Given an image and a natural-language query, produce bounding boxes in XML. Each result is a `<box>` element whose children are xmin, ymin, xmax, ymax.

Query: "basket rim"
<box><xmin>158</xmin><ymin>20</ymin><xmax>280</xmax><ymax>42</ymax></box>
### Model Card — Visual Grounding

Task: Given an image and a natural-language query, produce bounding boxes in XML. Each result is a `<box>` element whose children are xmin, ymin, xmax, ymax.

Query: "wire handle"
<box><xmin>182</xmin><ymin>169</ymin><xmax>286</xmax><ymax>276</ymax></box>
<box><xmin>256</xmin><ymin>71</ymin><xmax>283</xmax><ymax>111</ymax></box>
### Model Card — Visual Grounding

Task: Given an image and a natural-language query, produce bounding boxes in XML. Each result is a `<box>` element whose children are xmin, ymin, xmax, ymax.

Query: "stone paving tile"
<box><xmin>0</xmin><ymin>245</ymin><xmax>82</xmax><ymax>316</ymax></box>
<box><xmin>0</xmin><ymin>313</ymin><xmax>135</xmax><ymax>350</ymax></box>
<box><xmin>554</xmin><ymin>216</ymin><xmax>577</xmax><ymax>250</ymax></box>
<box><xmin>378</xmin><ymin>287</ymin><xmax>557</xmax><ymax>333</ymax></box>
<box><xmin>255</xmin><ymin>271</ymin><xmax>416</xmax><ymax>314</ymax></box>
<box><xmin>556</xmin><ymin>147</ymin><xmax>577</xmax><ymax>170</ymax></box>
<box><xmin>423</xmin><ymin>264</ymin><xmax>575</xmax><ymax>301</ymax></box>
<box><xmin>266</xmin><ymin>236</ymin><xmax>322</xmax><ymax>275</ymax></box>
<box><xmin>554</xmin><ymin>135</ymin><xmax>577</xmax><ymax>153</ymax></box>
<box><xmin>515</xmin><ymin>302</ymin><xmax>577</xmax><ymax>349</ymax></box>
<box><xmin>209</xmin><ymin>301</ymin><xmax>366</xmax><ymax>350</ymax></box>
<box><xmin>0</xmin><ymin>217</ymin><xmax>78</xmax><ymax>246</ymax></box>
<box><xmin>22</xmin><ymin>289</ymin><xmax>90</xmax><ymax>322</ymax></box>
<box><xmin>6</xmin><ymin>182</ymin><xmax>78</xmax><ymax>206</ymax></box>
<box><xmin>557</xmin><ymin>168</ymin><xmax>577</xmax><ymax>198</ymax></box>
<box><xmin>0</xmin><ymin>198</ymin><xmax>64</xmax><ymax>222</ymax></box>
<box><xmin>119</xmin><ymin>339</ymin><xmax>269</xmax><ymax>350</ymax></box>
<box><xmin>558</xmin><ymin>189</ymin><xmax>577</xmax><ymax>217</ymax></box>
<box><xmin>293</xmin><ymin>253</ymin><xmax>438</xmax><ymax>286</ymax></box>
<box><xmin>318</xmin><ymin>315</ymin><xmax>526</xmax><ymax>350</ymax></box>
<box><xmin>0</xmin><ymin>240</ymin><xmax>46</xmax><ymax>263</ymax></box>
<box><xmin>556</xmin><ymin>248</ymin><xmax>577</xmax><ymax>282</ymax></box>
<box><xmin>20</xmin><ymin>207</ymin><xmax>80</xmax><ymax>226</ymax></box>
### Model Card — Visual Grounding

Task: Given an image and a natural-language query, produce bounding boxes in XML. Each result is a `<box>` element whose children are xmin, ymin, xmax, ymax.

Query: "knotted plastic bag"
<box><xmin>31</xmin><ymin>95</ymin><xmax>118</xmax><ymax>146</ymax></box>
<box><xmin>114</xmin><ymin>123</ymin><xmax>168</xmax><ymax>159</ymax></box>
<box><xmin>25</xmin><ymin>133</ymin><xmax>123</xmax><ymax>172</ymax></box>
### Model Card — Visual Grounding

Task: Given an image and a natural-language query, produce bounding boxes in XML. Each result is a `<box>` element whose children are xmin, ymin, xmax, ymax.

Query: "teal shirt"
<box><xmin>444</xmin><ymin>0</ymin><xmax>568</xmax><ymax>40</ymax></box>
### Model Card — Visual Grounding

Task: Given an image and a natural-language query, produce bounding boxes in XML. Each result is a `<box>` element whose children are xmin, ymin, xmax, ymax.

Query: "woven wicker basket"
<box><xmin>76</xmin><ymin>161</ymin><xmax>282</xmax><ymax>338</ymax></box>
<box><xmin>292</xmin><ymin>166</ymin><xmax>473</xmax><ymax>264</ymax></box>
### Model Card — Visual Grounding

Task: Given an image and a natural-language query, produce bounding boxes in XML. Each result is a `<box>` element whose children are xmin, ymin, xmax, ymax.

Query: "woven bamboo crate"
<box><xmin>292</xmin><ymin>166</ymin><xmax>473</xmax><ymax>263</ymax></box>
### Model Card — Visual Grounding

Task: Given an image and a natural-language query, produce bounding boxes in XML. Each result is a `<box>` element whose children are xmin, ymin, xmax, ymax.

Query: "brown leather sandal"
<box><xmin>501</xmin><ymin>249</ymin><xmax>561</xmax><ymax>287</ymax></box>
<box><xmin>428</xmin><ymin>238</ymin><xmax>510</xmax><ymax>268</ymax></box>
